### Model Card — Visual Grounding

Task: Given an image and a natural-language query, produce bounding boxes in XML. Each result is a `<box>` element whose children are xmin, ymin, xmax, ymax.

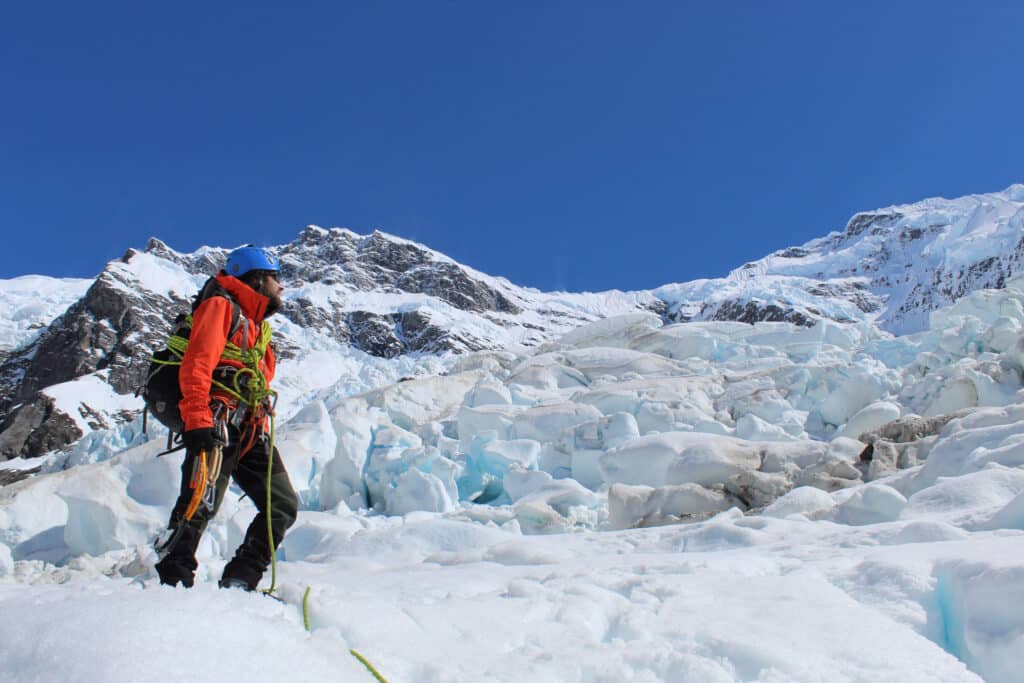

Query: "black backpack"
<box><xmin>140</xmin><ymin>278</ymin><xmax>243</xmax><ymax>435</ymax></box>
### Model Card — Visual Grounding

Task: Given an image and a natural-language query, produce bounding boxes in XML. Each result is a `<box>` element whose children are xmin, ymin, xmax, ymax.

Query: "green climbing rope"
<box><xmin>302</xmin><ymin>586</ymin><xmax>312</xmax><ymax>631</ymax></box>
<box><xmin>155</xmin><ymin>316</ymin><xmax>277</xmax><ymax>410</ymax></box>
<box><xmin>262</xmin><ymin>412</ymin><xmax>278</xmax><ymax>596</ymax></box>
<box><xmin>301</xmin><ymin>586</ymin><xmax>389</xmax><ymax>682</ymax></box>
<box><xmin>349</xmin><ymin>649</ymin><xmax>389</xmax><ymax>683</ymax></box>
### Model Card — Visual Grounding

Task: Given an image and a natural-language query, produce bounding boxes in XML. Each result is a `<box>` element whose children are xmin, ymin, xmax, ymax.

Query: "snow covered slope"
<box><xmin>659</xmin><ymin>184</ymin><xmax>1024</xmax><ymax>334</ymax></box>
<box><xmin>0</xmin><ymin>275</ymin><xmax>90</xmax><ymax>354</ymax></box>
<box><xmin>4</xmin><ymin>274</ymin><xmax>1024</xmax><ymax>681</ymax></box>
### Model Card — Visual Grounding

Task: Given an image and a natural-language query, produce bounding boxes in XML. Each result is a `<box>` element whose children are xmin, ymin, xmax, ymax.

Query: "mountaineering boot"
<box><xmin>155</xmin><ymin>554</ymin><xmax>197</xmax><ymax>588</ymax></box>
<box><xmin>154</xmin><ymin>521</ymin><xmax>201</xmax><ymax>587</ymax></box>
<box><xmin>218</xmin><ymin>576</ymin><xmax>254</xmax><ymax>592</ymax></box>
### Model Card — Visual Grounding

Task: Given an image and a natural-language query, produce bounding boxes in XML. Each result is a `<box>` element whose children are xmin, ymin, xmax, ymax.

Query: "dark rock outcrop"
<box><xmin>0</xmin><ymin>394</ymin><xmax>82</xmax><ymax>459</ymax></box>
<box><xmin>707</xmin><ymin>300</ymin><xmax>816</xmax><ymax>327</ymax></box>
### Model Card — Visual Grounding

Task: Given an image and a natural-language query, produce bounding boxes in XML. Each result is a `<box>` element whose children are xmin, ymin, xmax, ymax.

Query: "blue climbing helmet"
<box><xmin>225</xmin><ymin>245</ymin><xmax>280</xmax><ymax>278</ymax></box>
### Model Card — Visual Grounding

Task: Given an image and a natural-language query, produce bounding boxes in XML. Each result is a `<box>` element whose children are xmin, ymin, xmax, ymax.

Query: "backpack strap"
<box><xmin>192</xmin><ymin>277</ymin><xmax>245</xmax><ymax>342</ymax></box>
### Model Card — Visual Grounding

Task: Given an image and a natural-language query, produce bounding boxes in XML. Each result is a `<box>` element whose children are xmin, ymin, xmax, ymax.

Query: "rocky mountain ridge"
<box><xmin>1</xmin><ymin>184</ymin><xmax>1022</xmax><ymax>459</ymax></box>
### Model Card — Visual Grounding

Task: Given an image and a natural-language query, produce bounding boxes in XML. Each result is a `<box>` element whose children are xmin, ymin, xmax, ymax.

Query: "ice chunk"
<box><xmin>457</xmin><ymin>433</ymin><xmax>541</xmax><ymax>503</ymax></box>
<box><xmin>934</xmin><ymin>561</ymin><xmax>1024</xmax><ymax>683</ymax></box>
<box><xmin>835</xmin><ymin>401</ymin><xmax>902</xmax><ymax>440</ymax></box>
<box><xmin>986</xmin><ymin>316</ymin><xmax>1023</xmax><ymax>353</ymax></box>
<box><xmin>909</xmin><ymin>408</ymin><xmax>1024</xmax><ymax>493</ymax></box>
<box><xmin>725</xmin><ymin>379</ymin><xmax>804</xmax><ymax>437</ymax></box>
<box><xmin>512</xmin><ymin>402</ymin><xmax>603</xmax><ymax>443</ymax></box>
<box><xmin>508</xmin><ymin>357</ymin><xmax>588</xmax><ymax>391</ymax></box>
<box><xmin>983</xmin><ymin>490</ymin><xmax>1024</xmax><ymax>530</ymax></box>
<box><xmin>607</xmin><ymin>482</ymin><xmax>732</xmax><ymax>529</ymax></box>
<box><xmin>274</xmin><ymin>400</ymin><xmax>338</xmax><ymax>510</ymax></box>
<box><xmin>278</xmin><ymin>509</ymin><xmax>364</xmax><ymax>562</ymax></box>
<box><xmin>537</xmin><ymin>441</ymin><xmax>572</xmax><ymax>479</ymax></box>
<box><xmin>558</xmin><ymin>312</ymin><xmax>663</xmax><ymax>349</ymax></box>
<box><xmin>832</xmin><ymin>484</ymin><xmax>907</xmax><ymax>525</ymax></box>
<box><xmin>385</xmin><ymin>468</ymin><xmax>455</xmax><ymax>515</ymax></box>
<box><xmin>322</xmin><ymin>399</ymin><xmax>379</xmax><ymax>510</ymax></box>
<box><xmin>925</xmin><ymin>377</ymin><xmax>979</xmax><ymax>416</ymax></box>
<box><xmin>816</xmin><ymin>365</ymin><xmax>896</xmax><ymax>427</ymax></box>
<box><xmin>906</xmin><ymin>466</ymin><xmax>1024</xmax><ymax>529</ymax></box>
<box><xmin>0</xmin><ymin>542</ymin><xmax>13</xmax><ymax>576</ymax></box>
<box><xmin>358</xmin><ymin>370</ymin><xmax>484</xmax><ymax>430</ymax></box>
<box><xmin>361</xmin><ymin>424</ymin><xmax>462</xmax><ymax>513</ymax></box>
<box><xmin>570</xmin><ymin>449</ymin><xmax>604</xmax><ymax>490</ymax></box>
<box><xmin>735</xmin><ymin>413</ymin><xmax>800</xmax><ymax>442</ymax></box>
<box><xmin>762</xmin><ymin>486</ymin><xmax>837</xmax><ymax>518</ymax></box>
<box><xmin>514</xmin><ymin>478</ymin><xmax>599</xmax><ymax>514</ymax></box>
<box><xmin>447</xmin><ymin>350</ymin><xmax>519</xmax><ymax>377</ymax></box>
<box><xmin>60</xmin><ymin>467</ymin><xmax>156</xmax><ymax>556</ymax></box>
<box><xmin>599</xmin><ymin>432</ymin><xmax>762</xmax><ymax>488</ymax></box>
<box><xmin>631</xmin><ymin>324</ymin><xmax>720</xmax><ymax>361</ymax></box>
<box><xmin>511</xmin><ymin>478</ymin><xmax>600</xmax><ymax>533</ymax></box>
<box><xmin>879</xmin><ymin>520</ymin><xmax>968</xmax><ymax>545</ymax></box>
<box><xmin>465</xmin><ymin>378</ymin><xmax>513</xmax><ymax>407</ymax></box>
<box><xmin>503</xmin><ymin>466</ymin><xmax>556</xmax><ymax>502</ymax></box>
<box><xmin>827</xmin><ymin>436</ymin><xmax>867</xmax><ymax>463</ymax></box>
<box><xmin>125</xmin><ymin>453</ymin><xmax>181</xmax><ymax>507</ymax></box>
<box><xmin>561</xmin><ymin>347</ymin><xmax>684</xmax><ymax>382</ymax></box>
<box><xmin>564</xmin><ymin>412</ymin><xmax>640</xmax><ymax>489</ymax></box>
<box><xmin>457</xmin><ymin>403</ymin><xmax>518</xmax><ymax>445</ymax></box>
<box><xmin>478</xmin><ymin>436</ymin><xmax>542</xmax><ymax>470</ymax></box>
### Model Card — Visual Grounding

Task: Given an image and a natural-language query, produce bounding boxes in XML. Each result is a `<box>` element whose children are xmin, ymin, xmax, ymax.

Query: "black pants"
<box><xmin>155</xmin><ymin>431</ymin><xmax>298</xmax><ymax>589</ymax></box>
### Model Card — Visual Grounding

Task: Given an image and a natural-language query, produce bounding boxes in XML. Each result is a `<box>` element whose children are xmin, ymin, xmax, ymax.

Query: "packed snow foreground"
<box><xmin>5</xmin><ymin>281</ymin><xmax>1024</xmax><ymax>682</ymax></box>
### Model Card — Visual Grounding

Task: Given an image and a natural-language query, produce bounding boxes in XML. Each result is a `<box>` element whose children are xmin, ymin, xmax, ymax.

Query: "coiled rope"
<box><xmin>155</xmin><ymin>316</ymin><xmax>277</xmax><ymax>409</ymax></box>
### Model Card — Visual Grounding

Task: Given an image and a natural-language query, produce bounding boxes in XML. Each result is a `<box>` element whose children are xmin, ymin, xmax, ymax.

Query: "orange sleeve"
<box><xmin>178</xmin><ymin>297</ymin><xmax>234</xmax><ymax>431</ymax></box>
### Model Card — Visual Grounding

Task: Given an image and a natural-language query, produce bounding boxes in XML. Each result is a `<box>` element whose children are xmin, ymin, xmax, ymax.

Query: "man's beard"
<box><xmin>263</xmin><ymin>291</ymin><xmax>282</xmax><ymax>317</ymax></box>
<box><xmin>259</xmin><ymin>281</ymin><xmax>283</xmax><ymax>317</ymax></box>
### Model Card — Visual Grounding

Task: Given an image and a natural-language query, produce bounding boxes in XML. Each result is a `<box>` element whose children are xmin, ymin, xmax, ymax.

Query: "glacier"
<box><xmin>3</xmin><ymin>187</ymin><xmax>1024</xmax><ymax>681</ymax></box>
<box><xmin>3</xmin><ymin>275</ymin><xmax>1024</xmax><ymax>680</ymax></box>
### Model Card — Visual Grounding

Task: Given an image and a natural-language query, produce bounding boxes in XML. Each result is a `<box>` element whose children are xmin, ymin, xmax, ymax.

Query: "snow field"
<box><xmin>0</xmin><ymin>274</ymin><xmax>90</xmax><ymax>352</ymax></box>
<box><xmin>5</xmin><ymin>279</ymin><xmax>1024</xmax><ymax>679</ymax></box>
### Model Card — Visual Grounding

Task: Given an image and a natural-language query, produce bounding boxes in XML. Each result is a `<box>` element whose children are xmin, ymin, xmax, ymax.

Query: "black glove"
<box><xmin>182</xmin><ymin>427</ymin><xmax>217</xmax><ymax>454</ymax></box>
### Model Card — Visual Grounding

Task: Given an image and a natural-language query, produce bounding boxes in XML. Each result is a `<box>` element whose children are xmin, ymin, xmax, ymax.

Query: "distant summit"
<box><xmin>657</xmin><ymin>185</ymin><xmax>1024</xmax><ymax>334</ymax></box>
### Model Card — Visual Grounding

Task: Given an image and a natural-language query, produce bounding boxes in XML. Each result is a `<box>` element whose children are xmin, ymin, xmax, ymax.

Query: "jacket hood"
<box><xmin>215</xmin><ymin>272</ymin><xmax>270</xmax><ymax>322</ymax></box>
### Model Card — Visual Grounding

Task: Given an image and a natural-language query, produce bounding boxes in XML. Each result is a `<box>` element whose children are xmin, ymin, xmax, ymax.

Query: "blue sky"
<box><xmin>2</xmin><ymin>1</ymin><xmax>1022</xmax><ymax>291</ymax></box>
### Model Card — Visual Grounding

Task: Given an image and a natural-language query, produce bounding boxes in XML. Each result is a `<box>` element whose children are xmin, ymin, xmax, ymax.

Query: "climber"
<box><xmin>154</xmin><ymin>245</ymin><xmax>298</xmax><ymax>591</ymax></box>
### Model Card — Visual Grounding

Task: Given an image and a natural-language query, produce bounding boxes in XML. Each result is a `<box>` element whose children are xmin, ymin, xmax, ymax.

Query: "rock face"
<box><xmin>275</xmin><ymin>228</ymin><xmax>527</xmax><ymax>356</ymax></box>
<box><xmin>0</xmin><ymin>228</ymin><xmax>654</xmax><ymax>458</ymax></box>
<box><xmin>2</xmin><ymin>185</ymin><xmax>1022</xmax><ymax>459</ymax></box>
<box><xmin>0</xmin><ymin>394</ymin><xmax>81</xmax><ymax>459</ymax></box>
<box><xmin>0</xmin><ymin>249</ymin><xmax>195</xmax><ymax>459</ymax></box>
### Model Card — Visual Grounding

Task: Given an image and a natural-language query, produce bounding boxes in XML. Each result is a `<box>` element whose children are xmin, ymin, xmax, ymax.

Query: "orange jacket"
<box><xmin>178</xmin><ymin>273</ymin><xmax>277</xmax><ymax>432</ymax></box>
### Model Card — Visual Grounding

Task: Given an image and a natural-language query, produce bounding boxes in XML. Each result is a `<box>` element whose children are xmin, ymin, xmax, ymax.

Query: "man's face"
<box><xmin>259</xmin><ymin>272</ymin><xmax>285</xmax><ymax>316</ymax></box>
